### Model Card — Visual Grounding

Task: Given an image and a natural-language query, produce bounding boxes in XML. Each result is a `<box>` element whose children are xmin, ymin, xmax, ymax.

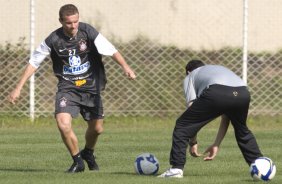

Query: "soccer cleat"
<box><xmin>158</xmin><ymin>168</ymin><xmax>183</xmax><ymax>178</ymax></box>
<box><xmin>80</xmin><ymin>149</ymin><xmax>99</xmax><ymax>171</ymax></box>
<box><xmin>66</xmin><ymin>162</ymin><xmax>85</xmax><ymax>173</ymax></box>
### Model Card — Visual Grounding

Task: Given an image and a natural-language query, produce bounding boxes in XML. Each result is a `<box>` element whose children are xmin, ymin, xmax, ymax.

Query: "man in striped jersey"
<box><xmin>8</xmin><ymin>4</ymin><xmax>136</xmax><ymax>173</ymax></box>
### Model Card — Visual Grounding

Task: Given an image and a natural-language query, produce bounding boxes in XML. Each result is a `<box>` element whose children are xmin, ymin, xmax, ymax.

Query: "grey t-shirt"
<box><xmin>183</xmin><ymin>65</ymin><xmax>246</xmax><ymax>106</ymax></box>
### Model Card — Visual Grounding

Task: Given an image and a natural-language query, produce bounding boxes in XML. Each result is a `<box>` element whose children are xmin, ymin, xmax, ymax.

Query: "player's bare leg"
<box><xmin>81</xmin><ymin>119</ymin><xmax>103</xmax><ymax>170</ymax></box>
<box><xmin>85</xmin><ymin>119</ymin><xmax>104</xmax><ymax>149</ymax></box>
<box><xmin>56</xmin><ymin>113</ymin><xmax>84</xmax><ymax>173</ymax></box>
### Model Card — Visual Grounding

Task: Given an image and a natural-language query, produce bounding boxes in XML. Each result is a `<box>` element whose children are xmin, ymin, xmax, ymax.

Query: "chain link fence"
<box><xmin>0</xmin><ymin>0</ymin><xmax>281</xmax><ymax>117</ymax></box>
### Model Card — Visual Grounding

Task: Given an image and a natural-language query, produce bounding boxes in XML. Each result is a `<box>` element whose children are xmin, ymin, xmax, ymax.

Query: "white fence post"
<box><xmin>242</xmin><ymin>0</ymin><xmax>248</xmax><ymax>84</ymax></box>
<box><xmin>29</xmin><ymin>0</ymin><xmax>35</xmax><ymax>121</ymax></box>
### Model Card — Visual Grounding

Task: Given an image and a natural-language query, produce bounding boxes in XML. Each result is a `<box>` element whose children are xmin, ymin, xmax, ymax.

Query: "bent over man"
<box><xmin>159</xmin><ymin>60</ymin><xmax>262</xmax><ymax>178</ymax></box>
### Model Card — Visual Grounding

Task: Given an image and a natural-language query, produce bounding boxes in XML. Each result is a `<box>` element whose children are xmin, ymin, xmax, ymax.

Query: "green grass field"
<box><xmin>0</xmin><ymin>116</ymin><xmax>281</xmax><ymax>184</ymax></box>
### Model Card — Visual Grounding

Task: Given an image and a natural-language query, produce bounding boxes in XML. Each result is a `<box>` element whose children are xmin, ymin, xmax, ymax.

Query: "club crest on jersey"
<box><xmin>79</xmin><ymin>39</ymin><xmax>87</xmax><ymax>51</ymax></box>
<box><xmin>59</xmin><ymin>97</ymin><xmax>67</xmax><ymax>107</ymax></box>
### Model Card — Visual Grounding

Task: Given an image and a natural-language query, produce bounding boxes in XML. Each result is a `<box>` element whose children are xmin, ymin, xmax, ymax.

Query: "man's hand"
<box><xmin>8</xmin><ymin>63</ymin><xmax>37</xmax><ymax>104</ymax></box>
<box><xmin>123</xmin><ymin>67</ymin><xmax>136</xmax><ymax>80</ymax></box>
<box><xmin>112</xmin><ymin>52</ymin><xmax>136</xmax><ymax>80</ymax></box>
<box><xmin>189</xmin><ymin>143</ymin><xmax>202</xmax><ymax>157</ymax></box>
<box><xmin>203</xmin><ymin>144</ymin><xmax>219</xmax><ymax>161</ymax></box>
<box><xmin>8</xmin><ymin>88</ymin><xmax>21</xmax><ymax>104</ymax></box>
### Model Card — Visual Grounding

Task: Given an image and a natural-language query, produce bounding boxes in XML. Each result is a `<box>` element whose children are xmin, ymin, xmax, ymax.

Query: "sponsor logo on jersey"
<box><xmin>62</xmin><ymin>73</ymin><xmax>92</xmax><ymax>81</ymax></box>
<box><xmin>75</xmin><ymin>79</ymin><xmax>87</xmax><ymax>87</ymax></box>
<box><xmin>63</xmin><ymin>55</ymin><xmax>90</xmax><ymax>75</ymax></box>
<box><xmin>69</xmin><ymin>55</ymin><xmax>81</xmax><ymax>67</ymax></box>
<box><xmin>59</xmin><ymin>48</ymin><xmax>67</xmax><ymax>52</ymax></box>
<box><xmin>63</xmin><ymin>61</ymin><xmax>90</xmax><ymax>75</ymax></box>
<box><xmin>79</xmin><ymin>39</ymin><xmax>87</xmax><ymax>51</ymax></box>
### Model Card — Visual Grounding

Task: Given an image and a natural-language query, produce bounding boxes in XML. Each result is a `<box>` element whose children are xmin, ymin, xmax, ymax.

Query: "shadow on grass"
<box><xmin>241</xmin><ymin>179</ymin><xmax>258</xmax><ymax>183</ymax></box>
<box><xmin>110</xmin><ymin>171</ymin><xmax>159</xmax><ymax>178</ymax></box>
<box><xmin>110</xmin><ymin>171</ymin><xmax>136</xmax><ymax>175</ymax></box>
<box><xmin>0</xmin><ymin>167</ymin><xmax>57</xmax><ymax>173</ymax></box>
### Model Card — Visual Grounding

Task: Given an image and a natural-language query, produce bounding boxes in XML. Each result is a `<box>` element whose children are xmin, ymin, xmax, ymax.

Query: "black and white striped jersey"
<box><xmin>29</xmin><ymin>22</ymin><xmax>117</xmax><ymax>93</ymax></box>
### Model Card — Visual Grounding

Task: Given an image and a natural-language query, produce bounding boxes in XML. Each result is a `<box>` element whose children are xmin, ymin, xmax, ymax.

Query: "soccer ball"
<box><xmin>134</xmin><ymin>153</ymin><xmax>159</xmax><ymax>175</ymax></box>
<box><xmin>250</xmin><ymin>157</ymin><xmax>276</xmax><ymax>181</ymax></box>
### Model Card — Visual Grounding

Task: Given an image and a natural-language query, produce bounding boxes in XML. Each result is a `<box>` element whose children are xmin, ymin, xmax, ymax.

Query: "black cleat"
<box><xmin>80</xmin><ymin>149</ymin><xmax>99</xmax><ymax>171</ymax></box>
<box><xmin>66</xmin><ymin>162</ymin><xmax>85</xmax><ymax>173</ymax></box>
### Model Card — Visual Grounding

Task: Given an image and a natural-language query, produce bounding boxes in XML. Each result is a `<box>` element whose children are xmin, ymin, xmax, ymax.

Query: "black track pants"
<box><xmin>169</xmin><ymin>85</ymin><xmax>263</xmax><ymax>169</ymax></box>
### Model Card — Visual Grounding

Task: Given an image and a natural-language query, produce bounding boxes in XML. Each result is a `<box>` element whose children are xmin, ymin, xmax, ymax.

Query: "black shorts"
<box><xmin>55</xmin><ymin>91</ymin><xmax>104</xmax><ymax>121</ymax></box>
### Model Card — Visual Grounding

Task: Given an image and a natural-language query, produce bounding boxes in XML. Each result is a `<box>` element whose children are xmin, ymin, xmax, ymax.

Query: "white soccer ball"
<box><xmin>134</xmin><ymin>153</ymin><xmax>159</xmax><ymax>175</ymax></box>
<box><xmin>250</xmin><ymin>157</ymin><xmax>276</xmax><ymax>181</ymax></box>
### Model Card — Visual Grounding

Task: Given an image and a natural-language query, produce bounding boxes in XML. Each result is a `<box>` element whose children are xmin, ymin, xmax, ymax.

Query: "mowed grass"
<box><xmin>0</xmin><ymin>116</ymin><xmax>281</xmax><ymax>184</ymax></box>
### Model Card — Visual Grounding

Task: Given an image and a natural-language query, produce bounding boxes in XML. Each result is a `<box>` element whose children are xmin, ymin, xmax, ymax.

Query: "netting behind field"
<box><xmin>0</xmin><ymin>0</ymin><xmax>281</xmax><ymax>117</ymax></box>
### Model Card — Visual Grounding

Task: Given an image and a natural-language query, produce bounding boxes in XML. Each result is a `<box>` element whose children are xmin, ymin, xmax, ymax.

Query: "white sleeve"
<box><xmin>94</xmin><ymin>33</ymin><xmax>117</xmax><ymax>56</ymax></box>
<box><xmin>29</xmin><ymin>41</ymin><xmax>51</xmax><ymax>68</ymax></box>
<box><xmin>183</xmin><ymin>75</ymin><xmax>197</xmax><ymax>106</ymax></box>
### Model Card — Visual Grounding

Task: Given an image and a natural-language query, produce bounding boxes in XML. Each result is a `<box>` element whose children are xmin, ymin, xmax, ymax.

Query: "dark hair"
<box><xmin>59</xmin><ymin>4</ymin><xmax>79</xmax><ymax>20</ymax></box>
<box><xmin>185</xmin><ymin>60</ymin><xmax>205</xmax><ymax>74</ymax></box>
